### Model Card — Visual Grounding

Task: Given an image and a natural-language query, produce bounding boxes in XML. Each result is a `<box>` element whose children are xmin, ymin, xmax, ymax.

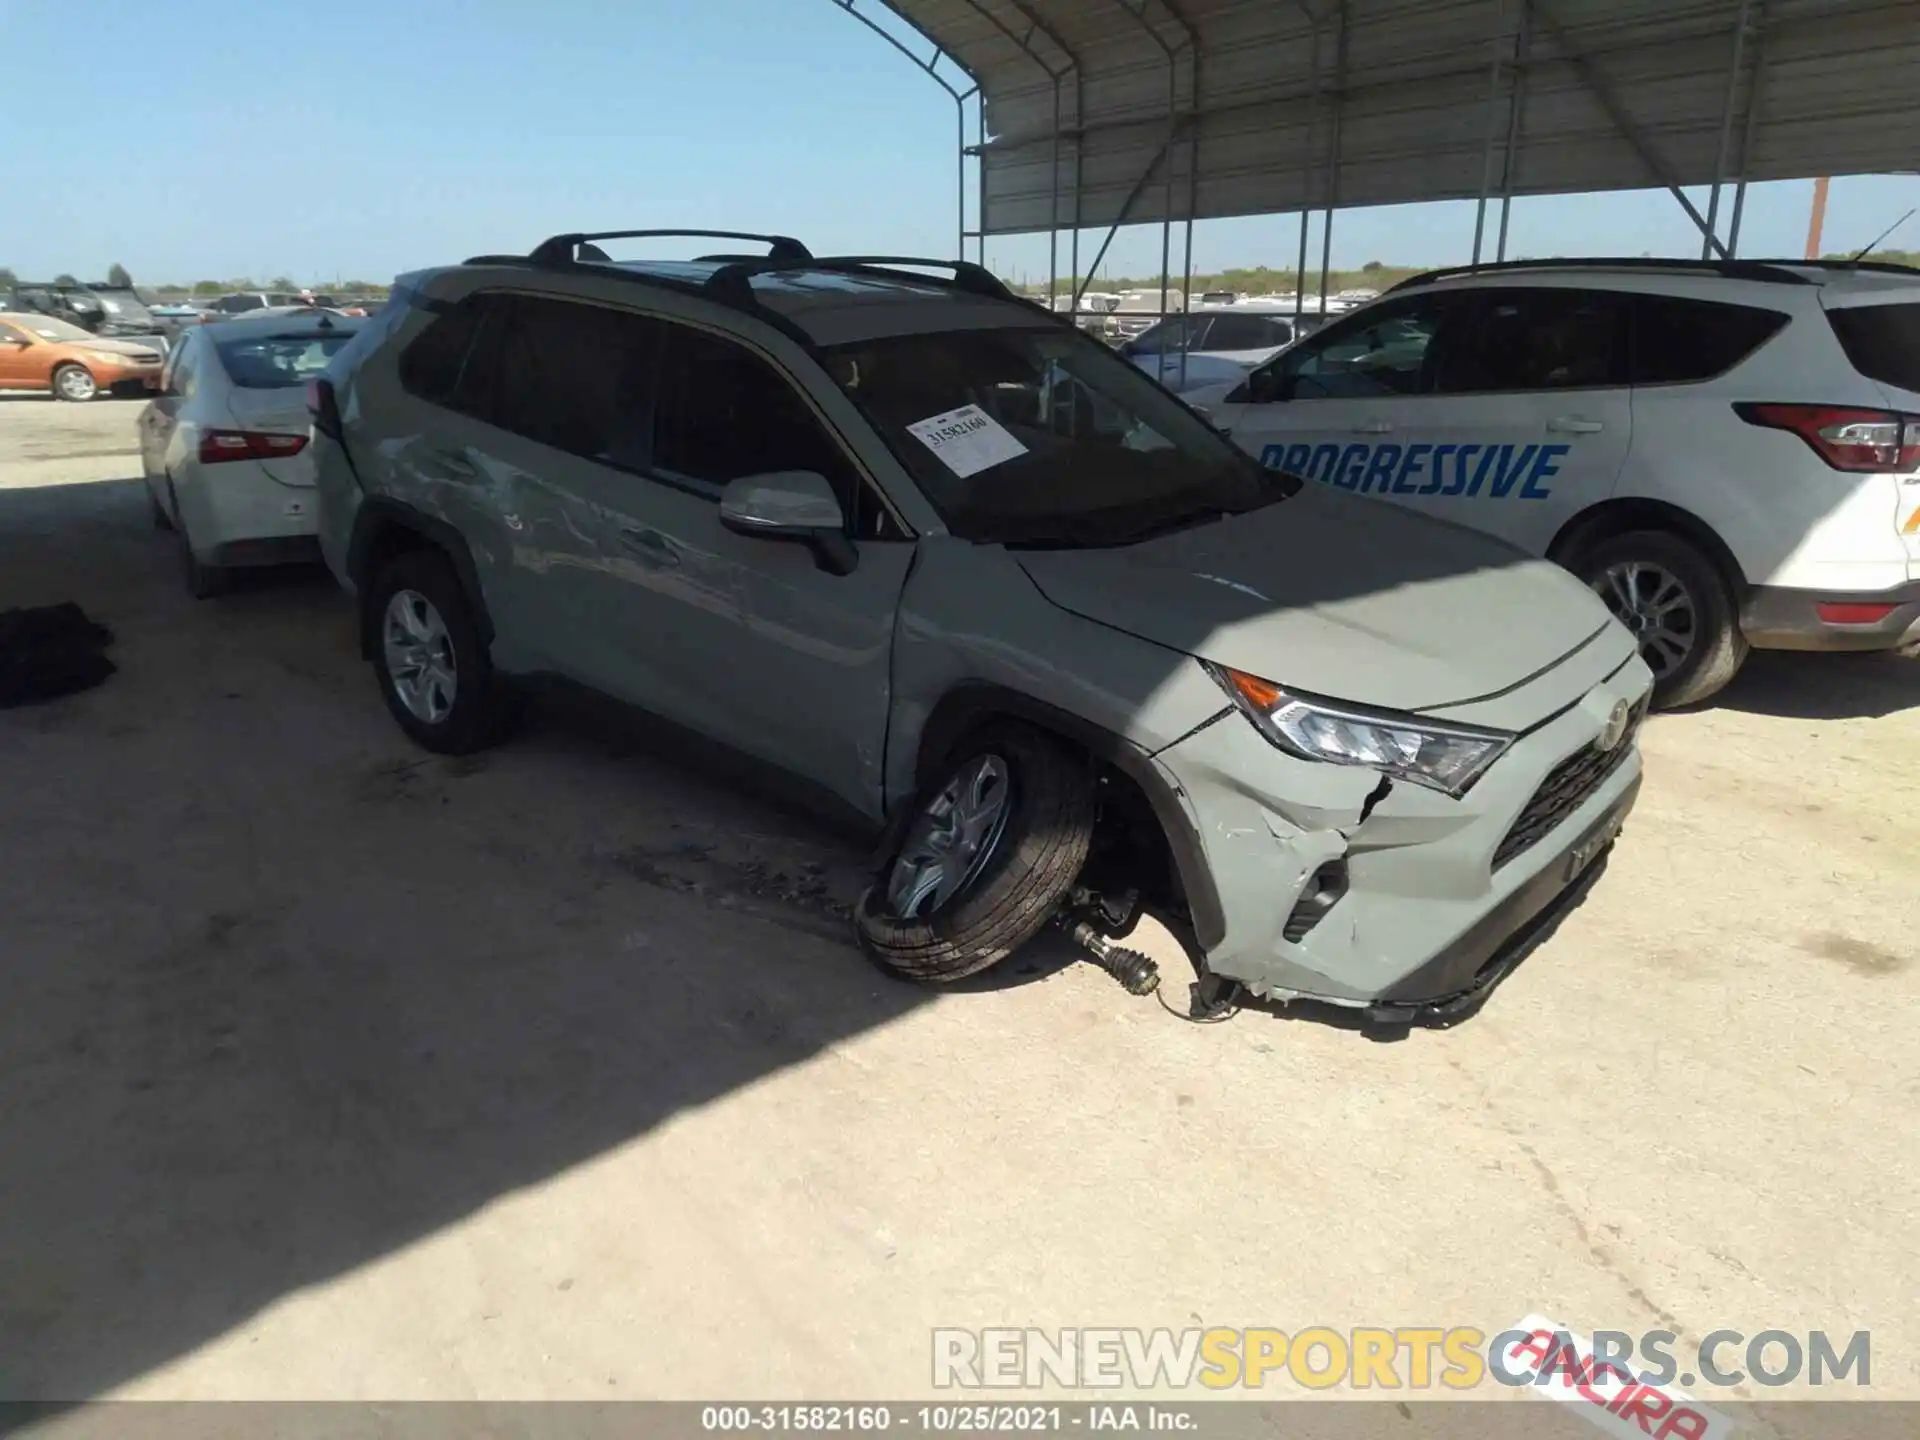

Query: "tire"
<box><xmin>176</xmin><ymin>518</ymin><xmax>230</xmax><ymax>598</ymax></box>
<box><xmin>1575</xmin><ymin>529</ymin><xmax>1747</xmax><ymax>709</ymax></box>
<box><xmin>856</xmin><ymin>724</ymin><xmax>1096</xmax><ymax>983</ymax></box>
<box><xmin>366</xmin><ymin>548</ymin><xmax>517</xmax><ymax>755</ymax></box>
<box><xmin>52</xmin><ymin>364</ymin><xmax>97</xmax><ymax>402</ymax></box>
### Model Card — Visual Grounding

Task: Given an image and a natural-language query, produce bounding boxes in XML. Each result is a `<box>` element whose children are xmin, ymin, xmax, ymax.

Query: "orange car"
<box><xmin>0</xmin><ymin>311</ymin><xmax>166</xmax><ymax>401</ymax></box>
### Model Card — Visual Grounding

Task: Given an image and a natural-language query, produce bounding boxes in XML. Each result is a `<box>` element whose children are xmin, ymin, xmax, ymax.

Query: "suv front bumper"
<box><xmin>1151</xmin><ymin>664</ymin><xmax>1651</xmax><ymax>1017</ymax></box>
<box><xmin>1742</xmin><ymin>580</ymin><xmax>1920</xmax><ymax>653</ymax></box>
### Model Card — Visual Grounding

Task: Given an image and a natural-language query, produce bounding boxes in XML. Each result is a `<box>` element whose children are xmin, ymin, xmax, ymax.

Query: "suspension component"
<box><xmin>1064</xmin><ymin>919</ymin><xmax>1160</xmax><ymax>996</ymax></box>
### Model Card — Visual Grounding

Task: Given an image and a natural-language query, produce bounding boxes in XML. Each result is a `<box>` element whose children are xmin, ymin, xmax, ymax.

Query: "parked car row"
<box><xmin>0</xmin><ymin>285</ymin><xmax>386</xmax><ymax>399</ymax></box>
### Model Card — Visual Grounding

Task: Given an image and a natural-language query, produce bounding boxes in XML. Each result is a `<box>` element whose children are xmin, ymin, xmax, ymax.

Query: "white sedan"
<box><xmin>138</xmin><ymin>311</ymin><xmax>364</xmax><ymax>597</ymax></box>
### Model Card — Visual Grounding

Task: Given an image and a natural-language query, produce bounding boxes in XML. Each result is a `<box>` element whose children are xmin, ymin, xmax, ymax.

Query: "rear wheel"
<box><xmin>1577</xmin><ymin>529</ymin><xmax>1747</xmax><ymax>709</ymax></box>
<box><xmin>52</xmin><ymin>364</ymin><xmax>97</xmax><ymax>402</ymax></box>
<box><xmin>856</xmin><ymin>725</ymin><xmax>1096</xmax><ymax>983</ymax></box>
<box><xmin>367</xmin><ymin>549</ymin><xmax>517</xmax><ymax>754</ymax></box>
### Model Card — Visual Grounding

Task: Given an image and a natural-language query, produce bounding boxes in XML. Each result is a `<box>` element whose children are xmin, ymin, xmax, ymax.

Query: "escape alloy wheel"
<box><xmin>856</xmin><ymin>724</ymin><xmax>1096</xmax><ymax>984</ymax></box>
<box><xmin>1577</xmin><ymin>530</ymin><xmax>1746</xmax><ymax>709</ymax></box>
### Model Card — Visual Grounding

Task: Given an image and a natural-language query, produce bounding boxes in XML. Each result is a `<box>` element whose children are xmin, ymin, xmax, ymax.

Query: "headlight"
<box><xmin>85</xmin><ymin>351</ymin><xmax>128</xmax><ymax>367</ymax></box>
<box><xmin>1204</xmin><ymin>662</ymin><xmax>1512</xmax><ymax>796</ymax></box>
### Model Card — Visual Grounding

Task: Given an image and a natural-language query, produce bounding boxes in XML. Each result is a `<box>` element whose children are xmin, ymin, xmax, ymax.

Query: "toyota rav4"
<box><xmin>308</xmin><ymin>229</ymin><xmax>1653</xmax><ymax>1021</ymax></box>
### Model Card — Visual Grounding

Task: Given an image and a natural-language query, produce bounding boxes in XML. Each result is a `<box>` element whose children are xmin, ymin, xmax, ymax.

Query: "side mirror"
<box><xmin>0</xmin><ymin>337</ymin><xmax>28</xmax><ymax>349</ymax></box>
<box><xmin>1243</xmin><ymin>368</ymin><xmax>1290</xmax><ymax>405</ymax></box>
<box><xmin>719</xmin><ymin>470</ymin><xmax>857</xmax><ymax>576</ymax></box>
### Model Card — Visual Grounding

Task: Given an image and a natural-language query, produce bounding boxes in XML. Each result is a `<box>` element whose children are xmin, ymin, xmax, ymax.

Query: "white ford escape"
<box><xmin>1187</xmin><ymin>258</ymin><xmax>1920</xmax><ymax>707</ymax></box>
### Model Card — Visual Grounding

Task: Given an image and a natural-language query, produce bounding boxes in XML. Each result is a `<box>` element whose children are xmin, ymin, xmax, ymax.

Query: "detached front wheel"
<box><xmin>856</xmin><ymin>725</ymin><xmax>1096</xmax><ymax>983</ymax></box>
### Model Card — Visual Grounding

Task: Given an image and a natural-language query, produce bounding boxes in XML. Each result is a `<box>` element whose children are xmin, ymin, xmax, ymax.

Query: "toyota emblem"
<box><xmin>1596</xmin><ymin>699</ymin><xmax>1632</xmax><ymax>752</ymax></box>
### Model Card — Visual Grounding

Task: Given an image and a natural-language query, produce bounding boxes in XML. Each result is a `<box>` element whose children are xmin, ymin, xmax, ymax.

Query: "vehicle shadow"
<box><xmin>0</xmin><ymin>462</ymin><xmax>1697</xmax><ymax>1405</ymax></box>
<box><xmin>1705</xmin><ymin>649</ymin><xmax>1919</xmax><ymax>721</ymax></box>
<box><xmin>0</xmin><ymin>476</ymin><xmax>933</xmax><ymax>1404</ymax></box>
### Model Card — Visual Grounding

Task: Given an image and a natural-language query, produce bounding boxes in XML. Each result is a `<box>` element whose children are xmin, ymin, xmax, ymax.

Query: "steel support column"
<box><xmin>1072</xmin><ymin>118</ymin><xmax>1196</xmax><ymax>311</ymax></box>
<box><xmin>1316</xmin><ymin>0</ymin><xmax>1349</xmax><ymax>314</ymax></box>
<box><xmin>1727</xmin><ymin>6</ymin><xmax>1767</xmax><ymax>257</ymax></box>
<box><xmin>1494</xmin><ymin>1</ymin><xmax>1530</xmax><ymax>261</ymax></box>
<box><xmin>1702</xmin><ymin>0</ymin><xmax>1755</xmax><ymax>259</ymax></box>
<box><xmin>835</xmin><ymin>1</ymin><xmax>978</xmax><ymax>258</ymax></box>
<box><xmin>1528</xmin><ymin>0</ymin><xmax>1727</xmax><ymax>258</ymax></box>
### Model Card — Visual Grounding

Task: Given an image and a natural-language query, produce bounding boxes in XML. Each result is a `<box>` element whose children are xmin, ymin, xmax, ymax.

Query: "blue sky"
<box><xmin>4</xmin><ymin>0</ymin><xmax>1914</xmax><ymax>287</ymax></box>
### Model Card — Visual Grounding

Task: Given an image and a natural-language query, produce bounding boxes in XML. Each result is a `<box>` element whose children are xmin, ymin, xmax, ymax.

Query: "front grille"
<box><xmin>125</xmin><ymin>350</ymin><xmax>161</xmax><ymax>365</ymax></box>
<box><xmin>1492</xmin><ymin>702</ymin><xmax>1645</xmax><ymax>871</ymax></box>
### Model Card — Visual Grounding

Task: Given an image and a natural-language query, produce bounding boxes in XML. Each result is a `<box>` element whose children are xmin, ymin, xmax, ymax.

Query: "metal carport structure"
<box><xmin>834</xmin><ymin>0</ymin><xmax>1919</xmax><ymax>312</ymax></box>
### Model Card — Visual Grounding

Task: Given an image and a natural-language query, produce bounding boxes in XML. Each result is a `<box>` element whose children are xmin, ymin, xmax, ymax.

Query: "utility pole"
<box><xmin>1804</xmin><ymin>176</ymin><xmax>1830</xmax><ymax>259</ymax></box>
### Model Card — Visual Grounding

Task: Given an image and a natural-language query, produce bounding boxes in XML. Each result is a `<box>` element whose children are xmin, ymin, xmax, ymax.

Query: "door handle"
<box><xmin>619</xmin><ymin>527</ymin><xmax>680</xmax><ymax>566</ymax></box>
<box><xmin>431</xmin><ymin>448</ymin><xmax>477</xmax><ymax>476</ymax></box>
<box><xmin>1352</xmin><ymin>419</ymin><xmax>1393</xmax><ymax>434</ymax></box>
<box><xmin>1548</xmin><ymin>416</ymin><xmax>1604</xmax><ymax>434</ymax></box>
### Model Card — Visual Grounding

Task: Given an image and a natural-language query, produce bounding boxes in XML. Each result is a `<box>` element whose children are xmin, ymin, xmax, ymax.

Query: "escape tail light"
<box><xmin>1735</xmin><ymin>403</ymin><xmax>1920</xmax><ymax>473</ymax></box>
<box><xmin>1815</xmin><ymin>602</ymin><xmax>1899</xmax><ymax>626</ymax></box>
<box><xmin>198</xmin><ymin>429</ymin><xmax>308</xmax><ymax>464</ymax></box>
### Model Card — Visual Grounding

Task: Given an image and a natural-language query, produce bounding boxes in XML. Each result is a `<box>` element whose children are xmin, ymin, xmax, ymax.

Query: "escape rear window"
<box><xmin>1827</xmin><ymin>302</ymin><xmax>1920</xmax><ymax>393</ymax></box>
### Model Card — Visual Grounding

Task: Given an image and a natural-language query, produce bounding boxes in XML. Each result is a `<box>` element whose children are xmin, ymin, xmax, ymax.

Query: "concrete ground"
<box><xmin>2</xmin><ymin>393</ymin><xmax>1917</xmax><ymax>1405</ymax></box>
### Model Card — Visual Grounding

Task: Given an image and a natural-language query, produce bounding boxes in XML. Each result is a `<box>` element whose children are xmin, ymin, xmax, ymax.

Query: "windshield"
<box><xmin>19</xmin><ymin>316</ymin><xmax>93</xmax><ymax>342</ymax></box>
<box><xmin>214</xmin><ymin>332</ymin><xmax>356</xmax><ymax>389</ymax></box>
<box><xmin>824</xmin><ymin>324</ymin><xmax>1296</xmax><ymax>546</ymax></box>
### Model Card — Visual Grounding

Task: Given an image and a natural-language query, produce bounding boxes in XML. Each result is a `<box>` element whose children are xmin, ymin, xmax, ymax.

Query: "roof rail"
<box><xmin>527</xmin><ymin>229</ymin><xmax>811</xmax><ymax>266</ymax></box>
<box><xmin>702</xmin><ymin>254</ymin><xmax>1018</xmax><ymax>304</ymax></box>
<box><xmin>1740</xmin><ymin>257</ymin><xmax>1920</xmax><ymax>277</ymax></box>
<box><xmin>453</xmin><ymin>247</ymin><xmax>823</xmax><ymax>353</ymax></box>
<box><xmin>1388</xmin><ymin>256</ymin><xmax>1816</xmax><ymax>290</ymax></box>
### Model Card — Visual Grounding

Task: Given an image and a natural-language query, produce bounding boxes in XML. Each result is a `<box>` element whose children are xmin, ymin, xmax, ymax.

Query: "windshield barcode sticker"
<box><xmin>905</xmin><ymin>404</ymin><xmax>1028</xmax><ymax>479</ymax></box>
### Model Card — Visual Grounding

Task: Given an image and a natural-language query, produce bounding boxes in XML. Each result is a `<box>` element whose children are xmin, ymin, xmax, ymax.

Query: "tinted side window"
<box><xmin>1824</xmin><ymin>302</ymin><xmax>1920</xmax><ymax>393</ymax></box>
<box><xmin>1204</xmin><ymin>314</ymin><xmax>1292</xmax><ymax>350</ymax></box>
<box><xmin>398</xmin><ymin>294</ymin><xmax>488</xmax><ymax>406</ymax></box>
<box><xmin>1632</xmin><ymin>294</ymin><xmax>1789</xmax><ymax>385</ymax></box>
<box><xmin>653</xmin><ymin>324</ymin><xmax>881</xmax><ymax>534</ymax></box>
<box><xmin>1128</xmin><ymin>316</ymin><xmax>1209</xmax><ymax>356</ymax></box>
<box><xmin>1430</xmin><ymin>288</ymin><xmax>1626</xmax><ymax>394</ymax></box>
<box><xmin>1270</xmin><ymin>297</ymin><xmax>1440</xmax><ymax>399</ymax></box>
<box><xmin>460</xmin><ymin>295</ymin><xmax>661</xmax><ymax>468</ymax></box>
<box><xmin>168</xmin><ymin>339</ymin><xmax>199</xmax><ymax>399</ymax></box>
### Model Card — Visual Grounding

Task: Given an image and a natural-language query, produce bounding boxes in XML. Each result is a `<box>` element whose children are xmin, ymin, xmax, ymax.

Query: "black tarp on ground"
<box><xmin>0</xmin><ymin>603</ymin><xmax>115</xmax><ymax>708</ymax></box>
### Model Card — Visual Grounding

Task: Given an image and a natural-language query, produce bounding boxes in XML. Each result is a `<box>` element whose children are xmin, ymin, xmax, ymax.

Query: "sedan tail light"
<box><xmin>306</xmin><ymin>377</ymin><xmax>343</xmax><ymax>440</ymax></box>
<box><xmin>198</xmin><ymin>429</ymin><xmax>309</xmax><ymax>464</ymax></box>
<box><xmin>1735</xmin><ymin>403</ymin><xmax>1920</xmax><ymax>472</ymax></box>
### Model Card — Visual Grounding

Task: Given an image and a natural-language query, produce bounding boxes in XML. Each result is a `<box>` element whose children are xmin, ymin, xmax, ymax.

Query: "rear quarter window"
<box><xmin>1826</xmin><ymin>302</ymin><xmax>1920</xmax><ymax>393</ymax></box>
<box><xmin>1631</xmin><ymin>294</ymin><xmax>1789</xmax><ymax>384</ymax></box>
<box><xmin>397</xmin><ymin>294</ymin><xmax>489</xmax><ymax>406</ymax></box>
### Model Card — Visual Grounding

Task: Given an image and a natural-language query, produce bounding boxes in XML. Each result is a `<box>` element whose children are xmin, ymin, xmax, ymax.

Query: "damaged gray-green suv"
<box><xmin>310</xmin><ymin>229</ymin><xmax>1653</xmax><ymax>1022</ymax></box>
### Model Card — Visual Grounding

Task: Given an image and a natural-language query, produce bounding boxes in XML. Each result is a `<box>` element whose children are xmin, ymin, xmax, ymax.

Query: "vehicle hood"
<box><xmin>75</xmin><ymin>336</ymin><xmax>162</xmax><ymax>360</ymax></box>
<box><xmin>1011</xmin><ymin>484</ymin><xmax>1615</xmax><ymax>713</ymax></box>
<box><xmin>1131</xmin><ymin>352</ymin><xmax>1258</xmax><ymax>394</ymax></box>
